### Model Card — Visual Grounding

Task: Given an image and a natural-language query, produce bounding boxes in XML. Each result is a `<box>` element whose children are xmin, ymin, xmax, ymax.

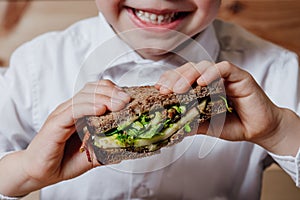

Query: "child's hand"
<box><xmin>156</xmin><ymin>61</ymin><xmax>299</xmax><ymax>156</ymax></box>
<box><xmin>0</xmin><ymin>80</ymin><xmax>130</xmax><ymax>197</ymax></box>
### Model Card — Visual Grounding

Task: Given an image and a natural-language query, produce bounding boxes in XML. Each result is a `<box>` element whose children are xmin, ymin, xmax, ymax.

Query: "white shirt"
<box><xmin>0</xmin><ymin>13</ymin><xmax>300</xmax><ymax>200</ymax></box>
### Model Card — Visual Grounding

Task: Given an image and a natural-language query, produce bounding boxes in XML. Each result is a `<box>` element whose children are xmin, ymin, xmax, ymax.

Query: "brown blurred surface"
<box><xmin>0</xmin><ymin>1</ymin><xmax>299</xmax><ymax>199</ymax></box>
<box><xmin>218</xmin><ymin>0</ymin><xmax>300</xmax><ymax>58</ymax></box>
<box><xmin>261</xmin><ymin>164</ymin><xmax>300</xmax><ymax>200</ymax></box>
<box><xmin>0</xmin><ymin>0</ymin><xmax>97</xmax><ymax>67</ymax></box>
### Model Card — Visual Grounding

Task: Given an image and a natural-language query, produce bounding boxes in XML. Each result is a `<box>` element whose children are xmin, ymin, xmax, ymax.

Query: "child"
<box><xmin>0</xmin><ymin>0</ymin><xmax>299</xmax><ymax>199</ymax></box>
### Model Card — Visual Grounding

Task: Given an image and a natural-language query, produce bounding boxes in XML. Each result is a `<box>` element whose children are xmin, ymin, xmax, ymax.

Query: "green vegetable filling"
<box><xmin>219</xmin><ymin>95</ymin><xmax>233</xmax><ymax>113</ymax></box>
<box><xmin>92</xmin><ymin>97</ymin><xmax>227</xmax><ymax>150</ymax></box>
<box><xmin>95</xmin><ymin>104</ymin><xmax>190</xmax><ymax>147</ymax></box>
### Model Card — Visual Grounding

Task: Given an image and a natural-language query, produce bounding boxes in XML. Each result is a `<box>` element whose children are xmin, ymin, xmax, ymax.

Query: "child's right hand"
<box><xmin>0</xmin><ymin>79</ymin><xmax>130</xmax><ymax>197</ymax></box>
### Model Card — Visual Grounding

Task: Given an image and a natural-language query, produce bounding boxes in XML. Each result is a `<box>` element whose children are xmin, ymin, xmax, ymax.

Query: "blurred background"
<box><xmin>0</xmin><ymin>0</ymin><xmax>300</xmax><ymax>199</ymax></box>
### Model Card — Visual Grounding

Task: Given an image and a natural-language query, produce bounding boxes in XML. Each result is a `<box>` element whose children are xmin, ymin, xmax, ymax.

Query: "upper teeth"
<box><xmin>135</xmin><ymin>9</ymin><xmax>177</xmax><ymax>25</ymax></box>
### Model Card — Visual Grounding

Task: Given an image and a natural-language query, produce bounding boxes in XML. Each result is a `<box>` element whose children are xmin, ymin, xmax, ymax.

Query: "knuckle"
<box><xmin>186</xmin><ymin>61</ymin><xmax>196</xmax><ymax>67</ymax></box>
<box><xmin>93</xmin><ymin>104</ymin><xmax>107</xmax><ymax>116</ymax></box>
<box><xmin>98</xmin><ymin>79</ymin><xmax>114</xmax><ymax>86</ymax></box>
<box><xmin>197</xmin><ymin>60</ymin><xmax>212</xmax><ymax>68</ymax></box>
<box><xmin>83</xmin><ymin>81</ymin><xmax>94</xmax><ymax>88</ymax></box>
<box><xmin>162</xmin><ymin>69</ymin><xmax>173</xmax><ymax>76</ymax></box>
<box><xmin>219</xmin><ymin>61</ymin><xmax>232</xmax><ymax>69</ymax></box>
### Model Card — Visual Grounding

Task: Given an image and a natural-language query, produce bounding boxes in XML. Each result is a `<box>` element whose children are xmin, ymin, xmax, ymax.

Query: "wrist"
<box><xmin>257</xmin><ymin>108</ymin><xmax>300</xmax><ymax>156</ymax></box>
<box><xmin>0</xmin><ymin>150</ymin><xmax>37</xmax><ymax>197</ymax></box>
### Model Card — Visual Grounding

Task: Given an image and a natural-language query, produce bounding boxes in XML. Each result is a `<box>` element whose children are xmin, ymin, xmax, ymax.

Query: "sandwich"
<box><xmin>79</xmin><ymin>81</ymin><xmax>231</xmax><ymax>165</ymax></box>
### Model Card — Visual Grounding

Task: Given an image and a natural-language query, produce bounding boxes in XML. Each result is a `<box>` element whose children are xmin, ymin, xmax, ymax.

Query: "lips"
<box><xmin>127</xmin><ymin>7</ymin><xmax>188</xmax><ymax>29</ymax></box>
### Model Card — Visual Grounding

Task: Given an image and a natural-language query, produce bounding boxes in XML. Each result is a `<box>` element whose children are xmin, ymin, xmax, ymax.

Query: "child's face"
<box><xmin>95</xmin><ymin>0</ymin><xmax>221</xmax><ymax>60</ymax></box>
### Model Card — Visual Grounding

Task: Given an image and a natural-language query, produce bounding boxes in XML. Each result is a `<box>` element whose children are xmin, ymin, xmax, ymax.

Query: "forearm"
<box><xmin>259</xmin><ymin>108</ymin><xmax>300</xmax><ymax>157</ymax></box>
<box><xmin>0</xmin><ymin>151</ymin><xmax>40</xmax><ymax>197</ymax></box>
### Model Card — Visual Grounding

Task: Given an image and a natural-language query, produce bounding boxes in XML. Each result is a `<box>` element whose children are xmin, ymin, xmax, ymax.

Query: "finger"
<box><xmin>95</xmin><ymin>86</ymin><xmax>130</xmax><ymax>103</ymax></box>
<box><xmin>83</xmin><ymin>80</ymin><xmax>116</xmax><ymax>93</ymax></box>
<box><xmin>96</xmin><ymin>79</ymin><xmax>116</xmax><ymax>87</ymax></box>
<box><xmin>196</xmin><ymin>63</ymin><xmax>221</xmax><ymax>86</ymax></box>
<box><xmin>172</xmin><ymin>62</ymin><xmax>199</xmax><ymax>93</ymax></box>
<box><xmin>218</xmin><ymin>114</ymin><xmax>245</xmax><ymax>141</ymax></box>
<box><xmin>155</xmin><ymin>62</ymin><xmax>200</xmax><ymax>94</ymax></box>
<box><xmin>82</xmin><ymin>83</ymin><xmax>131</xmax><ymax>103</ymax></box>
<box><xmin>72</xmin><ymin>102</ymin><xmax>107</xmax><ymax>119</ymax></box>
<box><xmin>198</xmin><ymin>61</ymin><xmax>259</xmax><ymax>98</ymax></box>
<box><xmin>215</xmin><ymin>61</ymin><xmax>249</xmax><ymax>83</ymax></box>
<box><xmin>73</xmin><ymin>92</ymin><xmax>127</xmax><ymax>112</ymax></box>
<box><xmin>50</xmin><ymin>99</ymin><xmax>106</xmax><ymax>127</ymax></box>
<box><xmin>55</xmin><ymin>133</ymin><xmax>100</xmax><ymax>181</ymax></box>
<box><xmin>51</xmin><ymin>99</ymin><xmax>73</xmax><ymax>116</ymax></box>
<box><xmin>173</xmin><ymin>61</ymin><xmax>213</xmax><ymax>93</ymax></box>
<box><xmin>197</xmin><ymin>61</ymin><xmax>247</xmax><ymax>86</ymax></box>
<box><xmin>50</xmin><ymin>95</ymin><xmax>107</xmax><ymax>130</ymax></box>
<box><xmin>40</xmin><ymin>103</ymin><xmax>105</xmax><ymax>146</ymax></box>
<box><xmin>36</xmin><ymin>100</ymin><xmax>105</xmax><ymax>152</ymax></box>
<box><xmin>155</xmin><ymin>61</ymin><xmax>215</xmax><ymax>94</ymax></box>
<box><xmin>196</xmin><ymin>113</ymin><xmax>244</xmax><ymax>141</ymax></box>
<box><xmin>155</xmin><ymin>69</ymin><xmax>183</xmax><ymax>94</ymax></box>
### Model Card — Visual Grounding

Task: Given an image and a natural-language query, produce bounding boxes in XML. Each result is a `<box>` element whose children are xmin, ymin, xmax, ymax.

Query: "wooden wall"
<box><xmin>0</xmin><ymin>0</ymin><xmax>98</xmax><ymax>67</ymax></box>
<box><xmin>0</xmin><ymin>1</ymin><xmax>300</xmax><ymax>199</ymax></box>
<box><xmin>218</xmin><ymin>0</ymin><xmax>300</xmax><ymax>58</ymax></box>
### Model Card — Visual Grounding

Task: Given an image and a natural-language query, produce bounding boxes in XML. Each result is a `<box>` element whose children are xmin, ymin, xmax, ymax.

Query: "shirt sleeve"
<box><xmin>0</xmin><ymin>42</ymin><xmax>37</xmax><ymax>155</ymax></box>
<box><xmin>0</xmin><ymin>193</ymin><xmax>21</xmax><ymax>200</ymax></box>
<box><xmin>265</xmin><ymin>50</ymin><xmax>300</xmax><ymax>187</ymax></box>
<box><xmin>0</xmin><ymin>43</ymin><xmax>38</xmax><ymax>200</ymax></box>
<box><xmin>268</xmin><ymin>149</ymin><xmax>300</xmax><ymax>187</ymax></box>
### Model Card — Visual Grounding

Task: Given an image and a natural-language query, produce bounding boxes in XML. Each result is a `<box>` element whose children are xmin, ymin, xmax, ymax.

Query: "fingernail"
<box><xmin>111</xmin><ymin>98</ymin><xmax>122</xmax><ymax>105</ymax></box>
<box><xmin>160</xmin><ymin>86</ymin><xmax>172</xmax><ymax>94</ymax></box>
<box><xmin>118</xmin><ymin>91</ymin><xmax>130</xmax><ymax>100</ymax></box>
<box><xmin>197</xmin><ymin>76</ymin><xmax>207</xmax><ymax>85</ymax></box>
<box><xmin>110</xmin><ymin>98</ymin><xmax>124</xmax><ymax>111</ymax></box>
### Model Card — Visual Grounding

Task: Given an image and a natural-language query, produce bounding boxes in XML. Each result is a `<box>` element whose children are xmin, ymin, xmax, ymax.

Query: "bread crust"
<box><xmin>83</xmin><ymin>81</ymin><xmax>228</xmax><ymax>165</ymax></box>
<box><xmin>86</xmin><ymin>81</ymin><xmax>224</xmax><ymax>135</ymax></box>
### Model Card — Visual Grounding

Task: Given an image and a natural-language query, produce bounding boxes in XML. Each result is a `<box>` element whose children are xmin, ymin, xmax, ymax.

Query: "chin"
<box><xmin>136</xmin><ymin>48</ymin><xmax>171</xmax><ymax>60</ymax></box>
<box><xmin>125</xmin><ymin>35</ymin><xmax>190</xmax><ymax>60</ymax></box>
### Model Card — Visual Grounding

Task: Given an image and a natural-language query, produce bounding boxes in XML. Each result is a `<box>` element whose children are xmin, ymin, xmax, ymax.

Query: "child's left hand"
<box><xmin>155</xmin><ymin>61</ymin><xmax>300</xmax><ymax>156</ymax></box>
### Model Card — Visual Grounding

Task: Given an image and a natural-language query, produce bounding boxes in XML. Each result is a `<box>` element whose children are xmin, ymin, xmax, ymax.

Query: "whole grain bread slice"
<box><xmin>92</xmin><ymin>99</ymin><xmax>228</xmax><ymax>165</ymax></box>
<box><xmin>85</xmin><ymin>81</ymin><xmax>224</xmax><ymax>136</ymax></box>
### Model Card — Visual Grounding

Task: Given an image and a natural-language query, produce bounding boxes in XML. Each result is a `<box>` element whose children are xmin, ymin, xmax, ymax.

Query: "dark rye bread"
<box><xmin>92</xmin><ymin>99</ymin><xmax>227</xmax><ymax>165</ymax></box>
<box><xmin>85</xmin><ymin>81</ymin><xmax>224</xmax><ymax>136</ymax></box>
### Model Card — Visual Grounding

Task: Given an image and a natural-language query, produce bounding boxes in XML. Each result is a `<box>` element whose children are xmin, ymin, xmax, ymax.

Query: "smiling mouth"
<box><xmin>132</xmin><ymin>8</ymin><xmax>188</xmax><ymax>25</ymax></box>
